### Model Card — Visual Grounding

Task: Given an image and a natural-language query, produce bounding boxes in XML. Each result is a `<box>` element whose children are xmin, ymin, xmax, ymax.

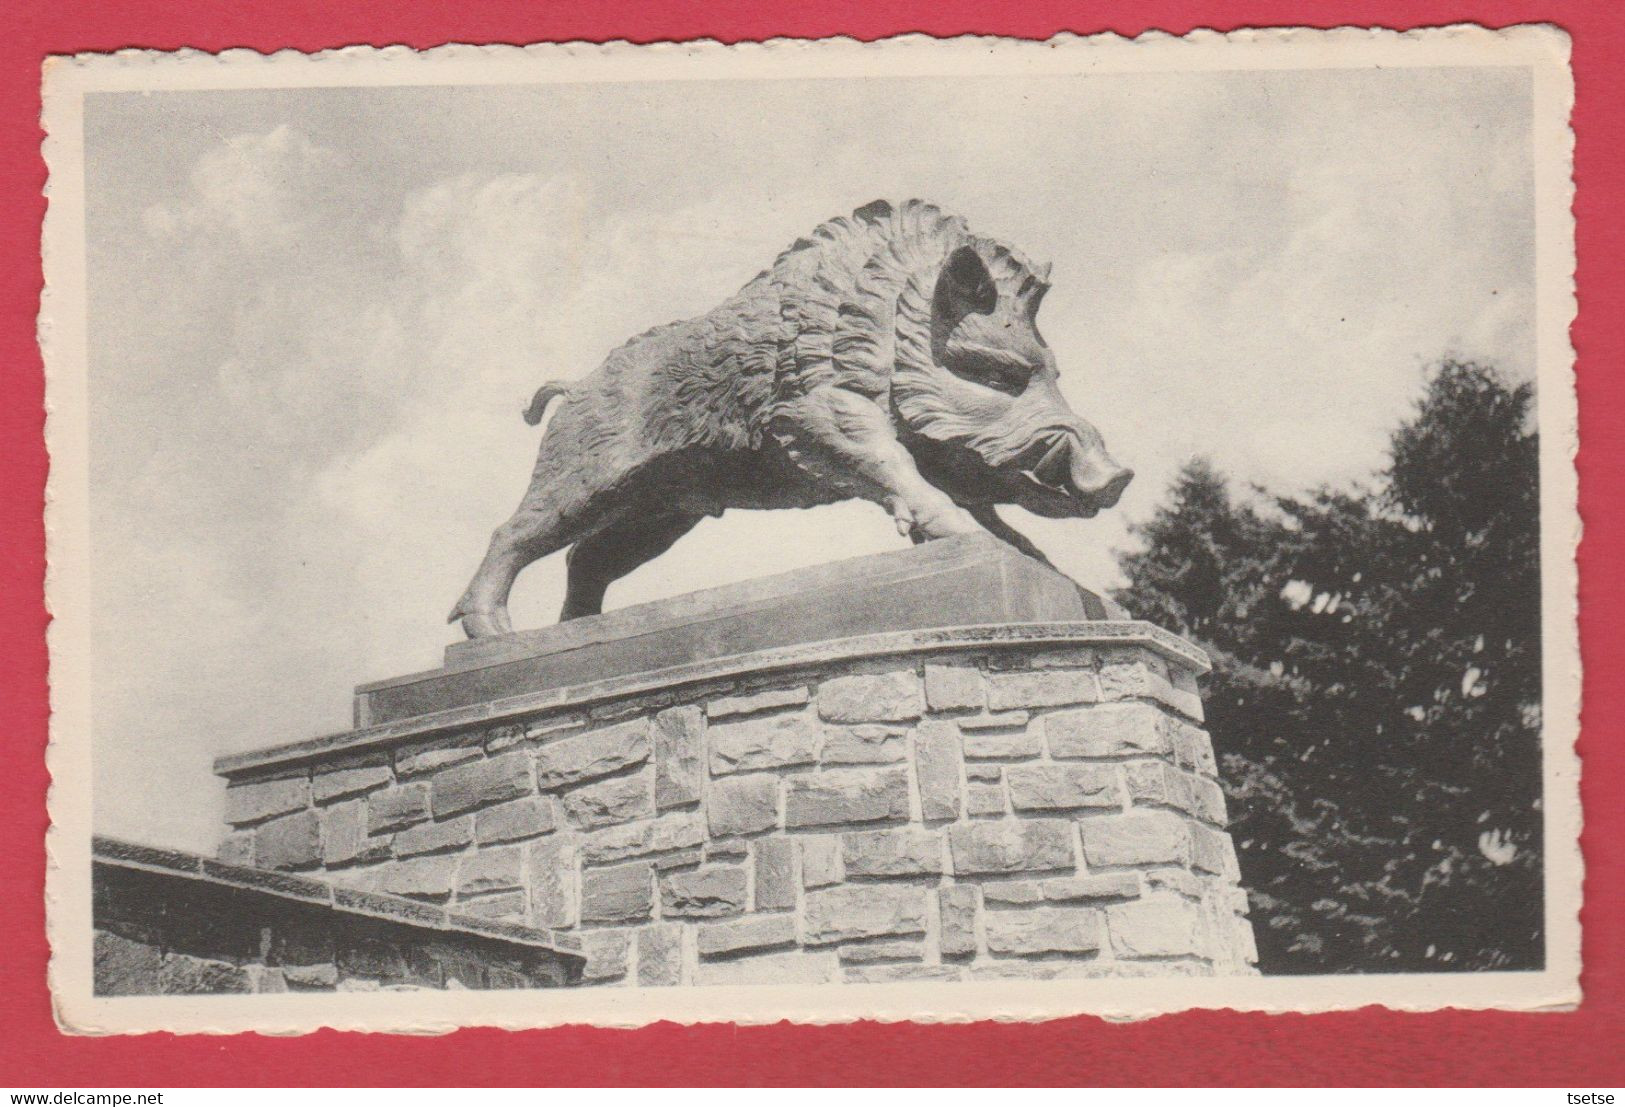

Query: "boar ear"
<box><xmin>937</xmin><ymin>245</ymin><xmax>998</xmax><ymax>317</ymax></box>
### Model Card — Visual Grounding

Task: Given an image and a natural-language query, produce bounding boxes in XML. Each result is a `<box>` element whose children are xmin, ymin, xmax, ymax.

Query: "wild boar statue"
<box><xmin>450</xmin><ymin>199</ymin><xmax>1132</xmax><ymax>638</ymax></box>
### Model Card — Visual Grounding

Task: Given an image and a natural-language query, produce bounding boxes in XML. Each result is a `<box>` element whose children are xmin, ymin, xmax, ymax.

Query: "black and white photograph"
<box><xmin>41</xmin><ymin>28</ymin><xmax>1579</xmax><ymax>1032</ymax></box>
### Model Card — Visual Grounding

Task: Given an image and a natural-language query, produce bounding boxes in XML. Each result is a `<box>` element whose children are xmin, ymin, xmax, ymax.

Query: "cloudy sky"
<box><xmin>81</xmin><ymin>65</ymin><xmax>1535</xmax><ymax>850</ymax></box>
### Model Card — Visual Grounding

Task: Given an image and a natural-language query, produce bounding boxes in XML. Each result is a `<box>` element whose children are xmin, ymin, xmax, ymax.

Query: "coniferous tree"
<box><xmin>1116</xmin><ymin>360</ymin><xmax>1543</xmax><ymax>972</ymax></box>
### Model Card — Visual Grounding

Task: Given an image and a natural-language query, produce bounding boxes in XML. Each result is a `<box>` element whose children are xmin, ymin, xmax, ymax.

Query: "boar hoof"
<box><xmin>906</xmin><ymin>503</ymin><xmax>982</xmax><ymax>542</ymax></box>
<box><xmin>459</xmin><ymin>608</ymin><xmax>513</xmax><ymax>639</ymax></box>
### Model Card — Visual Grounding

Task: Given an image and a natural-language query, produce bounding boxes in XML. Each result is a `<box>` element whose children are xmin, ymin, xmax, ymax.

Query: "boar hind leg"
<box><xmin>560</xmin><ymin>511</ymin><xmax>702</xmax><ymax>621</ymax></box>
<box><xmin>450</xmin><ymin>502</ymin><xmax>580</xmax><ymax>639</ymax></box>
<box><xmin>777</xmin><ymin>386</ymin><xmax>981</xmax><ymax>542</ymax></box>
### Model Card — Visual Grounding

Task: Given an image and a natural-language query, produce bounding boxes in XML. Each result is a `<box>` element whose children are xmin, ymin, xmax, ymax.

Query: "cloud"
<box><xmin>144</xmin><ymin>124</ymin><xmax>344</xmax><ymax>250</ymax></box>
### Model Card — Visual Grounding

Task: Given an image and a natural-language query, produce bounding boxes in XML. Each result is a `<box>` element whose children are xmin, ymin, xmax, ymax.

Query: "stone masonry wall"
<box><xmin>220</xmin><ymin>637</ymin><xmax>1259</xmax><ymax>986</ymax></box>
<box><xmin>93</xmin><ymin>838</ymin><xmax>582</xmax><ymax>994</ymax></box>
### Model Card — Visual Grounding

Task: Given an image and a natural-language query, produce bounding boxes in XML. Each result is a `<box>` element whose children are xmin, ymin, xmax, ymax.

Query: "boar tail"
<box><xmin>522</xmin><ymin>381</ymin><xmax>569</xmax><ymax>426</ymax></box>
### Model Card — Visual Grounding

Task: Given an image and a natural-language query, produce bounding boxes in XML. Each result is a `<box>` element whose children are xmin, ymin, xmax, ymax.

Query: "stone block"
<box><xmin>841</xmin><ymin>827</ymin><xmax>944</xmax><ymax>877</ymax></box>
<box><xmin>456</xmin><ymin>846</ymin><xmax>524</xmax><ymax>896</ymax></box>
<box><xmin>948</xmin><ymin>820</ymin><xmax>1074</xmax><ymax>875</ymax></box>
<box><xmin>581</xmin><ymin>813</ymin><xmax>705</xmax><ymax>865</ymax></box>
<box><xmin>696</xmin><ymin>949</ymin><xmax>837</xmax><ymax>986</ymax></box>
<box><xmin>158</xmin><ymin>953</ymin><xmax>252</xmax><ymax>995</ymax></box>
<box><xmin>1172</xmin><ymin>722</ymin><xmax>1220</xmax><ymax>776</ymax></box>
<box><xmin>822</xmin><ymin>724</ymin><xmax>907</xmax><ymax>765</ymax></box>
<box><xmin>224</xmin><ymin>775</ymin><xmax>310</xmax><ymax>826</ymax></box>
<box><xmin>1146</xmin><ymin>867</ymin><xmax>1206</xmax><ymax>899</ymax></box>
<box><xmin>803</xmin><ymin>885</ymin><xmax>928</xmax><ymax>945</ymax></box>
<box><xmin>392</xmin><ymin>816</ymin><xmax>472</xmax><ymax>858</ymax></box>
<box><xmin>580</xmin><ymin>862</ymin><xmax>655</xmax><ymax>925</ymax></box>
<box><xmin>914</xmin><ymin>720</ymin><xmax>963</xmax><ymax>821</ymax></box>
<box><xmin>986</xmin><ymin>669</ymin><xmax>1098</xmax><ymax>711</ymax></box>
<box><xmin>475</xmin><ymin>796</ymin><xmax>557</xmax><ymax>845</ymax></box>
<box><xmin>985</xmin><ymin>875</ymin><xmax>1141</xmax><ymax>906</ymax></box>
<box><xmin>818</xmin><ymin>670</ymin><xmax>922</xmax><ymax>723</ymax></box>
<box><xmin>697</xmin><ymin>914</ymin><xmax>799</xmax><ymax>958</ymax></box>
<box><xmin>1106</xmin><ymin>893</ymin><xmax>1206</xmax><ymax>958</ymax></box>
<box><xmin>1192</xmin><ymin>776</ymin><xmax>1229</xmax><ymax>825</ymax></box>
<box><xmin>981</xmin><ymin>882</ymin><xmax>1043</xmax><ymax>907</ymax></box>
<box><xmin>524</xmin><ymin>712</ymin><xmax>587</xmax><ymax>742</ymax></box>
<box><xmin>431</xmin><ymin>752</ymin><xmax>533</xmax><ymax>819</ymax></box>
<box><xmin>843</xmin><ymin>964</ymin><xmax>963</xmax><ymax>983</ymax></box>
<box><xmin>1123</xmin><ymin>760</ymin><xmax>1196</xmax><ymax>814</ymax></box>
<box><xmin>254</xmin><ymin>810</ymin><xmax>321</xmax><ymax>870</ymax></box>
<box><xmin>706</xmin><ymin>838</ymin><xmax>749</xmax><ymax>862</ymax></box>
<box><xmin>708</xmin><ymin>711</ymin><xmax>821</xmax><ymax>775</ymax></box>
<box><xmin>1030</xmin><ymin>647</ymin><xmax>1098</xmax><ymax>669</ymax></box>
<box><xmin>534</xmin><ymin>721</ymin><xmax>650</xmax><ymax>790</ymax></box>
<box><xmin>659</xmin><ymin>865</ymin><xmax>747</xmax><ymax>919</ymax></box>
<box><xmin>924</xmin><ymin>663</ymin><xmax>984</xmax><ymax>711</ymax></box>
<box><xmin>753</xmin><ymin>837</ymin><xmax>796</xmax><ymax>910</ymax></box>
<box><xmin>395</xmin><ymin>734</ymin><xmax>483</xmax><ymax>777</ymax></box>
<box><xmin>784</xmin><ymin>769</ymin><xmax>910</xmax><ymax>829</ymax></box>
<box><xmin>800</xmin><ymin>836</ymin><xmax>843</xmax><ymax>888</ymax></box>
<box><xmin>1191</xmin><ymin>824</ymin><xmax>1239</xmax><ymax>877</ymax></box>
<box><xmin>966</xmin><ymin>782</ymin><xmax>1006</xmax><ymax>817</ymax></box>
<box><xmin>1007</xmin><ymin>764</ymin><xmax>1121</xmax><ymax>812</ymax></box>
<box><xmin>938</xmin><ymin>885</ymin><xmax>979</xmax><ymax>957</ymax></box>
<box><xmin>455</xmin><ymin>891</ymin><xmax>527</xmax><ymax>919</ymax></box>
<box><xmin>656</xmin><ymin>848</ymin><xmax>705</xmax><ymax>872</ymax></box>
<box><xmin>985</xmin><ymin>907</ymin><xmax>1103</xmax><ymax>956</ymax></box>
<box><xmin>707</xmin><ymin>686</ymin><xmax>809</xmax><ymax>718</ymax></box>
<box><xmin>1233</xmin><ymin>914</ymin><xmax>1260</xmax><ymax>965</ymax></box>
<box><xmin>367</xmin><ymin>784</ymin><xmax>431</xmax><ymax>835</ymax></box>
<box><xmin>1036</xmin><ymin>874</ymin><xmax>1142</xmax><ymax>904</ymax></box>
<box><xmin>579</xmin><ymin>929</ymin><xmax>631</xmax><ymax>983</ymax></box>
<box><xmin>280</xmin><ymin>961</ymin><xmax>339</xmax><ymax>990</ymax></box>
<box><xmin>321</xmin><ymin>800</ymin><xmax>389</xmax><ymax>867</ymax></box>
<box><xmin>93</xmin><ymin>930</ymin><xmax>164</xmax><ymax>995</ymax></box>
<box><xmin>527</xmin><ymin>839</ymin><xmax>577</xmax><ymax>927</ymax></box>
<box><xmin>562</xmin><ymin>771</ymin><xmax>654</xmax><ymax>830</ymax></box>
<box><xmin>837</xmin><ymin>940</ymin><xmax>926</xmax><ymax>964</ymax></box>
<box><xmin>484</xmin><ymin>722</ymin><xmax>527</xmax><ymax>753</ymax></box>
<box><xmin>1046</xmin><ymin>702</ymin><xmax>1173</xmax><ymax>759</ymax></box>
<box><xmin>653</xmin><ymin>704</ymin><xmax>705</xmax><ymax>810</ymax></box>
<box><xmin>269</xmin><ymin>916</ymin><xmax>336</xmax><ymax>967</ymax></box>
<box><xmin>1098</xmin><ymin>648</ymin><xmax>1204</xmax><ymax>719</ymax></box>
<box><xmin>957</xmin><ymin>710</ymin><xmax>1031</xmax><ymax>731</ymax></box>
<box><xmin>707</xmin><ymin>774</ymin><xmax>780</xmax><ymax>837</ymax></box>
<box><xmin>312</xmin><ymin>761</ymin><xmax>392</xmax><ymax>805</ymax></box>
<box><xmin>638</xmin><ymin>925</ymin><xmax>684</xmax><ymax>986</ymax></box>
<box><xmin>960</xmin><ymin>723</ymin><xmax>1043</xmax><ymax>761</ymax></box>
<box><xmin>592</xmin><ymin>692</ymin><xmax>675</xmax><ymax>723</ymax></box>
<box><xmin>376</xmin><ymin>855</ymin><xmax>457</xmax><ymax>899</ymax></box>
<box><xmin>1082</xmin><ymin>811</ymin><xmax>1192</xmax><ymax>868</ymax></box>
<box><xmin>217</xmin><ymin>832</ymin><xmax>254</xmax><ymax>867</ymax></box>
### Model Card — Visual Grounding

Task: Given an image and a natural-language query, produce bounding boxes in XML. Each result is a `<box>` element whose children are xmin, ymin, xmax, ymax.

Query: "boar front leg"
<box><xmin>966</xmin><ymin>503</ymin><xmax>1054</xmax><ymax>568</ymax></box>
<box><xmin>776</xmin><ymin>386</ymin><xmax>982</xmax><ymax>541</ymax></box>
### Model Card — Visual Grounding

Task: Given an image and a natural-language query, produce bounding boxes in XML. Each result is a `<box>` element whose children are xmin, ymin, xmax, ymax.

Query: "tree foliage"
<box><xmin>1116</xmin><ymin>360</ymin><xmax>1542</xmax><ymax>972</ymax></box>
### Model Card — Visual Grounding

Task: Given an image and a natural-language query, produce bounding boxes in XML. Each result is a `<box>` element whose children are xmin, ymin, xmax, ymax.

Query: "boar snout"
<box><xmin>1067</xmin><ymin>443</ymin><xmax>1133</xmax><ymax>512</ymax></box>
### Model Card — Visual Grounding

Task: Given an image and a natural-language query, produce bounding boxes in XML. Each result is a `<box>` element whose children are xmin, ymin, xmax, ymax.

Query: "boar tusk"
<box><xmin>1030</xmin><ymin>436</ymin><xmax>1073</xmax><ymax>488</ymax></box>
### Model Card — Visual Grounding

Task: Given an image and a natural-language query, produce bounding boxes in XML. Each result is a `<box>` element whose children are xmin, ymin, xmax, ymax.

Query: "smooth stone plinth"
<box><xmin>355</xmin><ymin>533</ymin><xmax>1116</xmax><ymax>728</ymax></box>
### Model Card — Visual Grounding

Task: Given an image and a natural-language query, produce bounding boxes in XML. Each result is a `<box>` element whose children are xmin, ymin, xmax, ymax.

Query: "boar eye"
<box><xmin>952</xmin><ymin>347</ymin><xmax>1033</xmax><ymax>396</ymax></box>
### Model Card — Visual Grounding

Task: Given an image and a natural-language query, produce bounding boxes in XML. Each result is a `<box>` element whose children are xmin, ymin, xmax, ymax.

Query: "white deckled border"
<box><xmin>41</xmin><ymin>25</ymin><xmax>1579</xmax><ymax>1035</ymax></box>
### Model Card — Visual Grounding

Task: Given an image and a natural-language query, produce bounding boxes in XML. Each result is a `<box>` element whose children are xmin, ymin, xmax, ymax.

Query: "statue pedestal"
<box><xmin>216</xmin><ymin>536</ymin><xmax>1259</xmax><ymax>987</ymax></box>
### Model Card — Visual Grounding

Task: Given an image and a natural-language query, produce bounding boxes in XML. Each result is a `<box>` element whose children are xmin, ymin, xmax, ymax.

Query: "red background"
<box><xmin>2</xmin><ymin>0</ymin><xmax>1619</xmax><ymax>1087</ymax></box>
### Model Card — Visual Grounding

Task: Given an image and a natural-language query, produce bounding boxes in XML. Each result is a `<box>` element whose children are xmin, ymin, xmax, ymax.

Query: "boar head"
<box><xmin>892</xmin><ymin>237</ymin><xmax>1132</xmax><ymax>519</ymax></box>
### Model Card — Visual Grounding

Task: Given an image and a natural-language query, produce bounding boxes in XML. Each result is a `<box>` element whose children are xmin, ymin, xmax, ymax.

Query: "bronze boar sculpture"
<box><xmin>449</xmin><ymin>199</ymin><xmax>1132</xmax><ymax>639</ymax></box>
